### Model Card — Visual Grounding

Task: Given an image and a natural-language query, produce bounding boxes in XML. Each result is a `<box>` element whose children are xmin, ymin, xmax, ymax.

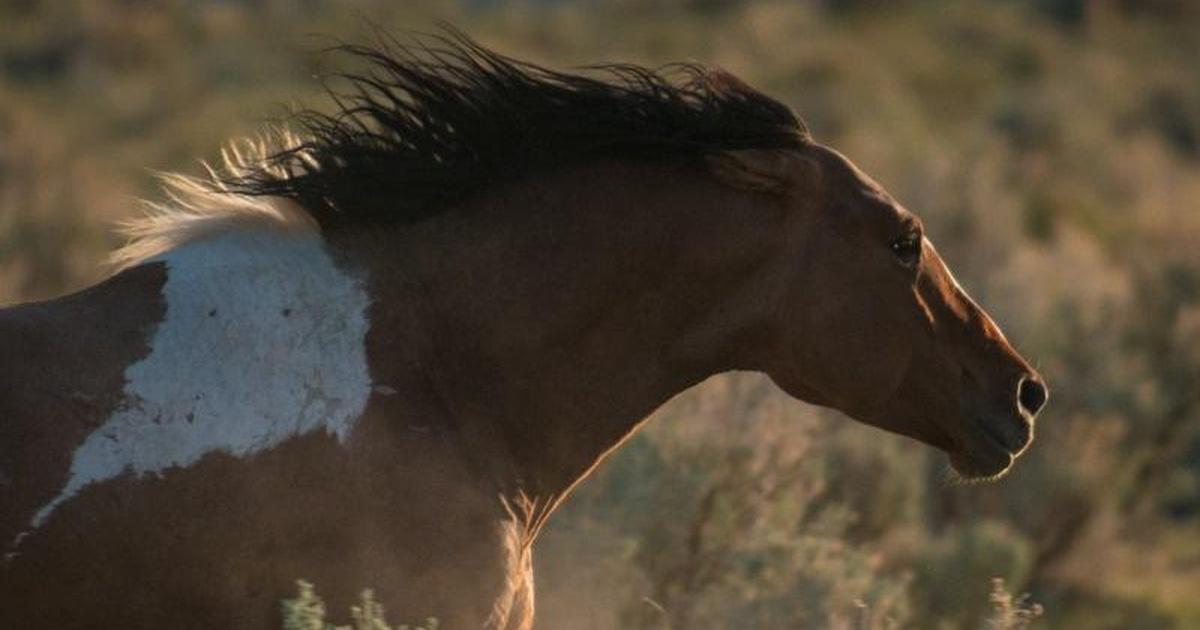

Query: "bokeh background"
<box><xmin>2</xmin><ymin>1</ymin><xmax>1198</xmax><ymax>628</ymax></box>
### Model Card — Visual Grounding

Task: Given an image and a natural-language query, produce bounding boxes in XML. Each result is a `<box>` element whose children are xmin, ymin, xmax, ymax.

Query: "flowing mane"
<box><xmin>113</xmin><ymin>31</ymin><xmax>809</xmax><ymax>267</ymax></box>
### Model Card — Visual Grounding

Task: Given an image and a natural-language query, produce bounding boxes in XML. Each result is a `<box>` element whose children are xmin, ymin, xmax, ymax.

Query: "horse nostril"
<box><xmin>1018</xmin><ymin>377</ymin><xmax>1047</xmax><ymax>416</ymax></box>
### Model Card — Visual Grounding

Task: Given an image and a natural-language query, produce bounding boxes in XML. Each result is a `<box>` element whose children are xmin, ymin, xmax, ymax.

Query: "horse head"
<box><xmin>710</xmin><ymin>144</ymin><xmax>1047</xmax><ymax>479</ymax></box>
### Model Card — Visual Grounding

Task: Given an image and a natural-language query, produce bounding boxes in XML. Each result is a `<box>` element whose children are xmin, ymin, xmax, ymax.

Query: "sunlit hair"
<box><xmin>115</xmin><ymin>28</ymin><xmax>809</xmax><ymax>266</ymax></box>
<box><xmin>222</xmin><ymin>28</ymin><xmax>810</xmax><ymax>229</ymax></box>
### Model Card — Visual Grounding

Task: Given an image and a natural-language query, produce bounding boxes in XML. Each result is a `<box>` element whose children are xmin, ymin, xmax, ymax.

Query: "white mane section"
<box><xmin>111</xmin><ymin>131</ymin><xmax>319</xmax><ymax>270</ymax></box>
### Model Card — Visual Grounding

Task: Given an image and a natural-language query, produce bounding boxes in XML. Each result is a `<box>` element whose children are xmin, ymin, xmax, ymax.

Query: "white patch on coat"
<box><xmin>27</xmin><ymin>231</ymin><xmax>373</xmax><ymax>531</ymax></box>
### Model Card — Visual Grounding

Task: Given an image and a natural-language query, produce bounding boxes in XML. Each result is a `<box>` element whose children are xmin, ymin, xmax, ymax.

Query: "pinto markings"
<box><xmin>26</xmin><ymin>231</ymin><xmax>373</xmax><ymax>532</ymax></box>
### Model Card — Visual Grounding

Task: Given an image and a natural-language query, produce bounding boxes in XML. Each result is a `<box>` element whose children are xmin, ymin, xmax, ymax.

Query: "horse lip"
<box><xmin>950</xmin><ymin>436</ymin><xmax>1014</xmax><ymax>479</ymax></box>
<box><xmin>950</xmin><ymin>415</ymin><xmax>1027</xmax><ymax>480</ymax></box>
<box><xmin>977</xmin><ymin>412</ymin><xmax>1033</xmax><ymax>457</ymax></box>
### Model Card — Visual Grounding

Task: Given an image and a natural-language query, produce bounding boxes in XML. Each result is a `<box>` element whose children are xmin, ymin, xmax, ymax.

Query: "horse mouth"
<box><xmin>948</xmin><ymin>415</ymin><xmax>1032</xmax><ymax>480</ymax></box>
<box><xmin>950</xmin><ymin>442</ymin><xmax>1013</xmax><ymax>480</ymax></box>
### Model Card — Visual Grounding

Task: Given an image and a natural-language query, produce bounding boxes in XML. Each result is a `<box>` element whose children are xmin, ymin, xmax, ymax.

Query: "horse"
<box><xmin>0</xmin><ymin>34</ymin><xmax>1047</xmax><ymax>629</ymax></box>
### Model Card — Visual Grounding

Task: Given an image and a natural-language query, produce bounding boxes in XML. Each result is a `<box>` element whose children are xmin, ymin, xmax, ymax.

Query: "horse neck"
<box><xmin>337</xmin><ymin>160</ymin><xmax>783</xmax><ymax>512</ymax></box>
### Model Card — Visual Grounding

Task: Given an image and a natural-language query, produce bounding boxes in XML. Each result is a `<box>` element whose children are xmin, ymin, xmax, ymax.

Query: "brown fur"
<box><xmin>0</xmin><ymin>147</ymin><xmax>1045</xmax><ymax>629</ymax></box>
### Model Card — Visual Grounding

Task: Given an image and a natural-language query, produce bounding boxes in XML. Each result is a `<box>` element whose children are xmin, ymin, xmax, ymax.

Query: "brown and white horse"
<box><xmin>0</xmin><ymin>35</ymin><xmax>1046</xmax><ymax>629</ymax></box>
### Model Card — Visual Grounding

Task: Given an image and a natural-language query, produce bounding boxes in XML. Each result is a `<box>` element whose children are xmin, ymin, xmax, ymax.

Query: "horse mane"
<box><xmin>111</xmin><ymin>133</ymin><xmax>319</xmax><ymax>269</ymax></box>
<box><xmin>114</xmin><ymin>29</ymin><xmax>809</xmax><ymax>267</ymax></box>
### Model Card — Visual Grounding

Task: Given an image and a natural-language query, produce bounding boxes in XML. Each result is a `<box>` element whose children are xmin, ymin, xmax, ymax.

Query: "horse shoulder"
<box><xmin>0</xmin><ymin>263</ymin><xmax>167</xmax><ymax>546</ymax></box>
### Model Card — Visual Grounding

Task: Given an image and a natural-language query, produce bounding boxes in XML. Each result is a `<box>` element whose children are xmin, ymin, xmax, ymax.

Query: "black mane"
<box><xmin>225</xmin><ymin>31</ymin><xmax>810</xmax><ymax>230</ymax></box>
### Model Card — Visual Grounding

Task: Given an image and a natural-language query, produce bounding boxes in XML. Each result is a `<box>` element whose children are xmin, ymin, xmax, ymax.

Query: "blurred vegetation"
<box><xmin>282</xmin><ymin>580</ymin><xmax>439</xmax><ymax>630</ymax></box>
<box><xmin>2</xmin><ymin>0</ymin><xmax>1198</xmax><ymax>628</ymax></box>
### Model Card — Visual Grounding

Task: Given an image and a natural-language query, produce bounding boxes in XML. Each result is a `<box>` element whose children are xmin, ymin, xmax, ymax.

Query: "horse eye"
<box><xmin>890</xmin><ymin>232</ymin><xmax>922</xmax><ymax>267</ymax></box>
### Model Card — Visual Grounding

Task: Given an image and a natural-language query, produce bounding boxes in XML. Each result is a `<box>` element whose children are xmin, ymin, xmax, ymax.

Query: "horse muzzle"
<box><xmin>951</xmin><ymin>374</ymin><xmax>1047</xmax><ymax>479</ymax></box>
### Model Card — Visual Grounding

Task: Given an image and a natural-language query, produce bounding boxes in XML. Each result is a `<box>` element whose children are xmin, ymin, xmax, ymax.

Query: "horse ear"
<box><xmin>706</xmin><ymin>149</ymin><xmax>799</xmax><ymax>194</ymax></box>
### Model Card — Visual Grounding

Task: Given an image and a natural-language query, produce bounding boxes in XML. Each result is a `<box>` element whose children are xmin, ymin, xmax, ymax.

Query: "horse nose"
<box><xmin>1017</xmin><ymin>375</ymin><xmax>1047</xmax><ymax>417</ymax></box>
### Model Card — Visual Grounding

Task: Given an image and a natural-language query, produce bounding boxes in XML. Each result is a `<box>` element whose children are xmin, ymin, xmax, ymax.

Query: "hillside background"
<box><xmin>2</xmin><ymin>1</ymin><xmax>1198</xmax><ymax>628</ymax></box>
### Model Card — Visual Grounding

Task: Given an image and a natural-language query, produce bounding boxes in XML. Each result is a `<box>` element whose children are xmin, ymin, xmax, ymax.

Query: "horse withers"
<box><xmin>0</xmin><ymin>35</ymin><xmax>1046</xmax><ymax>629</ymax></box>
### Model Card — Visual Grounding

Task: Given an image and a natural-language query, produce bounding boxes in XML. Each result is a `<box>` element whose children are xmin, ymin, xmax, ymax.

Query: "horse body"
<box><xmin>0</xmin><ymin>35</ymin><xmax>1046</xmax><ymax>628</ymax></box>
<box><xmin>0</xmin><ymin>159</ymin><xmax>778</xmax><ymax>628</ymax></box>
<box><xmin>0</xmin><ymin>232</ymin><xmax>516</xmax><ymax>628</ymax></box>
